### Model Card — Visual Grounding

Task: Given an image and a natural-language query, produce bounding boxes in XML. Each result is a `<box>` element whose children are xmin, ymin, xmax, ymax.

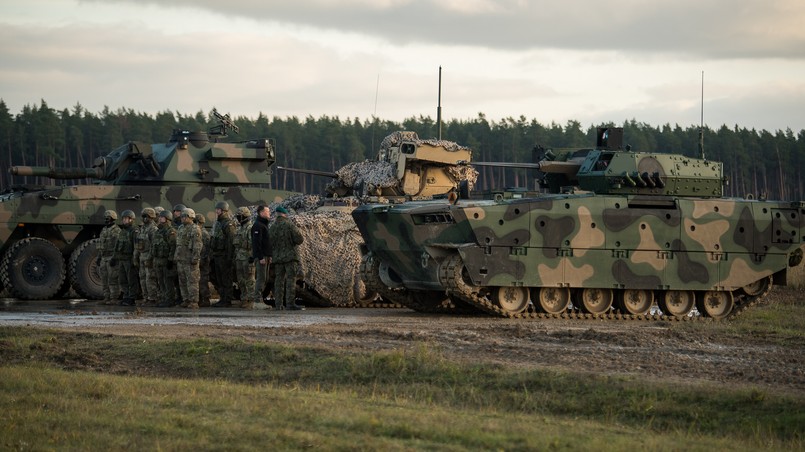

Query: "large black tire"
<box><xmin>69</xmin><ymin>239</ymin><xmax>103</xmax><ymax>300</ymax></box>
<box><xmin>0</xmin><ymin>237</ymin><xmax>66</xmax><ymax>300</ymax></box>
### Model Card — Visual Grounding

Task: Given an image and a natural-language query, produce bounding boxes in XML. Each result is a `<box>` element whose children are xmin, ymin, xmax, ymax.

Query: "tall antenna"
<box><xmin>698</xmin><ymin>70</ymin><xmax>705</xmax><ymax>160</ymax></box>
<box><xmin>371</xmin><ymin>73</ymin><xmax>380</xmax><ymax>153</ymax></box>
<box><xmin>437</xmin><ymin>66</ymin><xmax>442</xmax><ymax>140</ymax></box>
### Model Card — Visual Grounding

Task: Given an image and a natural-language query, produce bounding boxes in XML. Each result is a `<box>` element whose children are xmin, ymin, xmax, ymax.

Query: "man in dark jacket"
<box><xmin>251</xmin><ymin>205</ymin><xmax>272</xmax><ymax>306</ymax></box>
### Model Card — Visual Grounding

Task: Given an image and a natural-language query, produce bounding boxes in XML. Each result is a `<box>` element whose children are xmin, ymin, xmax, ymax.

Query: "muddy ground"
<box><xmin>1</xmin><ymin>289</ymin><xmax>803</xmax><ymax>393</ymax></box>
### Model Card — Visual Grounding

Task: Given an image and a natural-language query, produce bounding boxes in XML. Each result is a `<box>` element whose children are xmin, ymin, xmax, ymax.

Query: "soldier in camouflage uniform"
<box><xmin>152</xmin><ymin>210</ymin><xmax>177</xmax><ymax>308</ymax></box>
<box><xmin>268</xmin><ymin>206</ymin><xmax>304</xmax><ymax>310</ymax></box>
<box><xmin>98</xmin><ymin>209</ymin><xmax>121</xmax><ymax>305</ymax></box>
<box><xmin>233</xmin><ymin>206</ymin><xmax>256</xmax><ymax>309</ymax></box>
<box><xmin>115</xmin><ymin>209</ymin><xmax>138</xmax><ymax>306</ymax></box>
<box><xmin>210</xmin><ymin>201</ymin><xmax>237</xmax><ymax>307</ymax></box>
<box><xmin>175</xmin><ymin>208</ymin><xmax>202</xmax><ymax>309</ymax></box>
<box><xmin>195</xmin><ymin>214</ymin><xmax>212</xmax><ymax>307</ymax></box>
<box><xmin>170</xmin><ymin>204</ymin><xmax>186</xmax><ymax>305</ymax></box>
<box><xmin>133</xmin><ymin>207</ymin><xmax>158</xmax><ymax>306</ymax></box>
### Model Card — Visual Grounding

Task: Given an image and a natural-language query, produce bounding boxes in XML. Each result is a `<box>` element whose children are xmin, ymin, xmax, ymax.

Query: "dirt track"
<box><xmin>1</xmin><ymin>290</ymin><xmax>803</xmax><ymax>392</ymax></box>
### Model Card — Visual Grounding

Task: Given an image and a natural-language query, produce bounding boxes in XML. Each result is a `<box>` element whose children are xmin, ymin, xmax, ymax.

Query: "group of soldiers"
<box><xmin>96</xmin><ymin>201</ymin><xmax>304</xmax><ymax>310</ymax></box>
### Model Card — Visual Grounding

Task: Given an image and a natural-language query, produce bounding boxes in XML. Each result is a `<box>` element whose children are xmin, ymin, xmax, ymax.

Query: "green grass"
<box><xmin>1</xmin><ymin>326</ymin><xmax>803</xmax><ymax>450</ymax></box>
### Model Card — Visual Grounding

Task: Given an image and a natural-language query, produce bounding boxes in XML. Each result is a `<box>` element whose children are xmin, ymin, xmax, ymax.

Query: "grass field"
<box><xmin>1</xmin><ymin>302</ymin><xmax>804</xmax><ymax>452</ymax></box>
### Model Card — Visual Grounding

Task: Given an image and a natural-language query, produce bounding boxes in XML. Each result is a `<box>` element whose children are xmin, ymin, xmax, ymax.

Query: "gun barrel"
<box><xmin>277</xmin><ymin>166</ymin><xmax>338</xmax><ymax>178</ymax></box>
<box><xmin>10</xmin><ymin>166</ymin><xmax>103</xmax><ymax>179</ymax></box>
<box><xmin>471</xmin><ymin>160</ymin><xmax>581</xmax><ymax>175</ymax></box>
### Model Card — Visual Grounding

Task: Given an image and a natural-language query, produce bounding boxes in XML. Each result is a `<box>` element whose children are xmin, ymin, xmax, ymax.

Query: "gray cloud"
<box><xmin>90</xmin><ymin>0</ymin><xmax>805</xmax><ymax>59</ymax></box>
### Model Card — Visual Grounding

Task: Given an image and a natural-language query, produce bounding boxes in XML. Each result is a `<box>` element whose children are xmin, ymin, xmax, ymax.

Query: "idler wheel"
<box><xmin>658</xmin><ymin>290</ymin><xmax>695</xmax><ymax>316</ymax></box>
<box><xmin>696</xmin><ymin>291</ymin><xmax>734</xmax><ymax>320</ymax></box>
<box><xmin>533</xmin><ymin>287</ymin><xmax>571</xmax><ymax>314</ymax></box>
<box><xmin>617</xmin><ymin>289</ymin><xmax>654</xmax><ymax>315</ymax></box>
<box><xmin>492</xmin><ymin>286</ymin><xmax>530</xmax><ymax>314</ymax></box>
<box><xmin>740</xmin><ymin>276</ymin><xmax>772</xmax><ymax>298</ymax></box>
<box><xmin>576</xmin><ymin>288</ymin><xmax>614</xmax><ymax>314</ymax></box>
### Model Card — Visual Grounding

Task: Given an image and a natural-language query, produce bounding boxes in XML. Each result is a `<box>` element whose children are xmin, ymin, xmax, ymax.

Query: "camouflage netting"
<box><xmin>325</xmin><ymin>160</ymin><xmax>397</xmax><ymax>194</ymax></box>
<box><xmin>379</xmin><ymin>131</ymin><xmax>470</xmax><ymax>152</ymax></box>
<box><xmin>270</xmin><ymin>195</ymin><xmax>367</xmax><ymax>307</ymax></box>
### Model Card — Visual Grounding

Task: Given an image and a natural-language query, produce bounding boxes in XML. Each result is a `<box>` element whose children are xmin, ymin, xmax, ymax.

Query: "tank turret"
<box><xmin>279</xmin><ymin>131</ymin><xmax>476</xmax><ymax>201</ymax></box>
<box><xmin>8</xmin><ymin>110</ymin><xmax>277</xmax><ymax>186</ymax></box>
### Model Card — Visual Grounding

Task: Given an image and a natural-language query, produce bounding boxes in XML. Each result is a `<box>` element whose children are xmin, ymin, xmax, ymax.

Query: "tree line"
<box><xmin>1</xmin><ymin>99</ymin><xmax>803</xmax><ymax>200</ymax></box>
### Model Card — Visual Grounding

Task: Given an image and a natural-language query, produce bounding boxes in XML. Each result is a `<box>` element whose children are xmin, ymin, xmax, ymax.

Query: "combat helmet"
<box><xmin>103</xmin><ymin>210</ymin><xmax>118</xmax><ymax>221</ymax></box>
<box><xmin>237</xmin><ymin>206</ymin><xmax>251</xmax><ymax>218</ymax></box>
<box><xmin>154</xmin><ymin>206</ymin><xmax>165</xmax><ymax>215</ymax></box>
<box><xmin>215</xmin><ymin>201</ymin><xmax>230</xmax><ymax>211</ymax></box>
<box><xmin>172</xmin><ymin>203</ymin><xmax>187</xmax><ymax>213</ymax></box>
<box><xmin>141</xmin><ymin>207</ymin><xmax>156</xmax><ymax>219</ymax></box>
<box><xmin>121</xmin><ymin>210</ymin><xmax>136</xmax><ymax>219</ymax></box>
<box><xmin>159</xmin><ymin>210</ymin><xmax>172</xmax><ymax>220</ymax></box>
<box><xmin>195</xmin><ymin>214</ymin><xmax>206</xmax><ymax>225</ymax></box>
<box><xmin>181</xmin><ymin>208</ymin><xmax>196</xmax><ymax>219</ymax></box>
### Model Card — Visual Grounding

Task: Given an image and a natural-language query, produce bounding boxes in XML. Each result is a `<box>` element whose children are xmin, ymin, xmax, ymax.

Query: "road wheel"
<box><xmin>0</xmin><ymin>237</ymin><xmax>66</xmax><ymax>300</ymax></box>
<box><xmin>534</xmin><ymin>287</ymin><xmax>570</xmax><ymax>314</ymax></box>
<box><xmin>658</xmin><ymin>290</ymin><xmax>695</xmax><ymax>316</ymax></box>
<box><xmin>617</xmin><ymin>289</ymin><xmax>653</xmax><ymax>315</ymax></box>
<box><xmin>69</xmin><ymin>239</ymin><xmax>103</xmax><ymax>300</ymax></box>
<box><xmin>492</xmin><ymin>286</ymin><xmax>530</xmax><ymax>314</ymax></box>
<box><xmin>696</xmin><ymin>291</ymin><xmax>734</xmax><ymax>320</ymax></box>
<box><xmin>577</xmin><ymin>288</ymin><xmax>614</xmax><ymax>314</ymax></box>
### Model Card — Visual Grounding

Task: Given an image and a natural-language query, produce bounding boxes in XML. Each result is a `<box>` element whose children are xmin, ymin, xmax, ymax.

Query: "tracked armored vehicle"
<box><xmin>0</xmin><ymin>111</ymin><xmax>295</xmax><ymax>300</ymax></box>
<box><xmin>354</xmin><ymin>128</ymin><xmax>805</xmax><ymax>320</ymax></box>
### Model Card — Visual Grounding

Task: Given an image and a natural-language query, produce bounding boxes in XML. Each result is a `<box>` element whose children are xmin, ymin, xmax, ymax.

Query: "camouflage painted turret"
<box><xmin>354</xmin><ymin>128</ymin><xmax>805</xmax><ymax>320</ymax></box>
<box><xmin>0</xmin><ymin>111</ymin><xmax>296</xmax><ymax>300</ymax></box>
<box><xmin>281</xmin><ymin>131</ymin><xmax>477</xmax><ymax>201</ymax></box>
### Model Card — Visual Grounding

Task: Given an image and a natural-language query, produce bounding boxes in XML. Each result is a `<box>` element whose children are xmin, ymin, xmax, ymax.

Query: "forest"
<box><xmin>1</xmin><ymin>99</ymin><xmax>803</xmax><ymax>200</ymax></box>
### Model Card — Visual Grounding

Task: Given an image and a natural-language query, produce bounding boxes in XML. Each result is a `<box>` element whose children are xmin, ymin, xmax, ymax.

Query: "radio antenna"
<box><xmin>437</xmin><ymin>66</ymin><xmax>442</xmax><ymax>140</ymax></box>
<box><xmin>698</xmin><ymin>70</ymin><xmax>705</xmax><ymax>160</ymax></box>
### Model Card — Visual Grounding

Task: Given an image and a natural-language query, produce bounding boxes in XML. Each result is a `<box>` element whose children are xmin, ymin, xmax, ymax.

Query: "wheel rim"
<box><xmin>493</xmin><ymin>286</ymin><xmax>529</xmax><ymax>314</ymax></box>
<box><xmin>620</xmin><ymin>289</ymin><xmax>653</xmax><ymax>315</ymax></box>
<box><xmin>578</xmin><ymin>288</ymin><xmax>613</xmax><ymax>314</ymax></box>
<box><xmin>697</xmin><ymin>291</ymin><xmax>734</xmax><ymax>319</ymax></box>
<box><xmin>536</xmin><ymin>287</ymin><xmax>570</xmax><ymax>314</ymax></box>
<box><xmin>660</xmin><ymin>290</ymin><xmax>694</xmax><ymax>316</ymax></box>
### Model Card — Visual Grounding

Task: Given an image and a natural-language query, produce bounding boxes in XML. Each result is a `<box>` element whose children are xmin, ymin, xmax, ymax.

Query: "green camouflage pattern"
<box><xmin>0</xmin><ymin>114</ymin><xmax>296</xmax><ymax>300</ymax></box>
<box><xmin>353</xmin><ymin>128</ymin><xmax>805</xmax><ymax>319</ymax></box>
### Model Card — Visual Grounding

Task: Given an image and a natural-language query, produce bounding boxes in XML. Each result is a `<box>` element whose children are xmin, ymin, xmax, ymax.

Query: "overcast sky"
<box><xmin>2</xmin><ymin>0</ymin><xmax>804</xmax><ymax>134</ymax></box>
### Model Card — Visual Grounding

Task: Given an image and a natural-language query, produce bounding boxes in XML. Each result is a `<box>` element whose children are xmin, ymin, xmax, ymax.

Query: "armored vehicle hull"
<box><xmin>354</xmin><ymin>129</ymin><xmax>805</xmax><ymax>320</ymax></box>
<box><xmin>1</xmin><ymin>113</ymin><xmax>295</xmax><ymax>300</ymax></box>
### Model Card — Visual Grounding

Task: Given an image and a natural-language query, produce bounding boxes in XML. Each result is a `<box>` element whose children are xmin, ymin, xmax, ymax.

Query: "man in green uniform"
<box><xmin>210</xmin><ymin>201</ymin><xmax>237</xmax><ymax>307</ymax></box>
<box><xmin>115</xmin><ymin>209</ymin><xmax>138</xmax><ymax>306</ymax></box>
<box><xmin>268</xmin><ymin>206</ymin><xmax>304</xmax><ymax>310</ymax></box>
<box><xmin>195</xmin><ymin>214</ymin><xmax>212</xmax><ymax>307</ymax></box>
<box><xmin>98</xmin><ymin>209</ymin><xmax>120</xmax><ymax>305</ymax></box>
<box><xmin>175</xmin><ymin>208</ymin><xmax>202</xmax><ymax>309</ymax></box>
<box><xmin>233</xmin><ymin>206</ymin><xmax>256</xmax><ymax>309</ymax></box>
<box><xmin>133</xmin><ymin>207</ymin><xmax>158</xmax><ymax>306</ymax></box>
<box><xmin>152</xmin><ymin>210</ymin><xmax>177</xmax><ymax>308</ymax></box>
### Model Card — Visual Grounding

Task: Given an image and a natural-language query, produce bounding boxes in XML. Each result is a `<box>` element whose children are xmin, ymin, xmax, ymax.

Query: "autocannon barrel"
<box><xmin>10</xmin><ymin>166</ymin><xmax>103</xmax><ymax>179</ymax></box>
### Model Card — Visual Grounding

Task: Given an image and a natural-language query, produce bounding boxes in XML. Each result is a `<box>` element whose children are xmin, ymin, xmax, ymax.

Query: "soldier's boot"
<box><xmin>179</xmin><ymin>300</ymin><xmax>190</xmax><ymax>308</ymax></box>
<box><xmin>145</xmin><ymin>299</ymin><xmax>158</xmax><ymax>307</ymax></box>
<box><xmin>198</xmin><ymin>298</ymin><xmax>211</xmax><ymax>307</ymax></box>
<box><xmin>184</xmin><ymin>300</ymin><xmax>199</xmax><ymax>309</ymax></box>
<box><xmin>156</xmin><ymin>299</ymin><xmax>173</xmax><ymax>308</ymax></box>
<box><xmin>240</xmin><ymin>300</ymin><xmax>254</xmax><ymax>309</ymax></box>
